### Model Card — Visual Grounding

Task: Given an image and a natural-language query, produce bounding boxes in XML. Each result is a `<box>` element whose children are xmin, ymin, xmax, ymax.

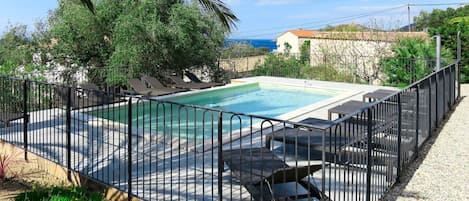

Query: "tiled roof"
<box><xmin>310</xmin><ymin>31</ymin><xmax>428</xmax><ymax>42</ymax></box>
<box><xmin>283</xmin><ymin>29</ymin><xmax>315</xmax><ymax>38</ymax></box>
<box><xmin>279</xmin><ymin>30</ymin><xmax>428</xmax><ymax>42</ymax></box>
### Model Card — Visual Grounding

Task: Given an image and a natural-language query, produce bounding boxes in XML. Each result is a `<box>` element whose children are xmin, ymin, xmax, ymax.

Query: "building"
<box><xmin>275</xmin><ymin>29</ymin><xmax>428</xmax><ymax>55</ymax></box>
<box><xmin>275</xmin><ymin>30</ymin><xmax>429</xmax><ymax>84</ymax></box>
<box><xmin>275</xmin><ymin>29</ymin><xmax>315</xmax><ymax>54</ymax></box>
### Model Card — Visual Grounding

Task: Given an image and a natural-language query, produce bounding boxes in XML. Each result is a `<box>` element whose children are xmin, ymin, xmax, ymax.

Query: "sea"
<box><xmin>225</xmin><ymin>39</ymin><xmax>277</xmax><ymax>52</ymax></box>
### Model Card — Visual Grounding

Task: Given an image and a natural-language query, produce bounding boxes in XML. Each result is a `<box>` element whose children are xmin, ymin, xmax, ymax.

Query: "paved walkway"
<box><xmin>386</xmin><ymin>84</ymin><xmax>469</xmax><ymax>201</ymax></box>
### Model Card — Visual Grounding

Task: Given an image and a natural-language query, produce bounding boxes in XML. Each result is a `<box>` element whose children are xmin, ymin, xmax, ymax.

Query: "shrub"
<box><xmin>15</xmin><ymin>186</ymin><xmax>104</xmax><ymax>201</ymax></box>
<box><xmin>253</xmin><ymin>53</ymin><xmax>362</xmax><ymax>83</ymax></box>
<box><xmin>382</xmin><ymin>37</ymin><xmax>452</xmax><ymax>87</ymax></box>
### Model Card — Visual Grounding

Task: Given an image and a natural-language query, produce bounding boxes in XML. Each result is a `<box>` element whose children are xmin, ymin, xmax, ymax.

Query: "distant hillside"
<box><xmin>320</xmin><ymin>23</ymin><xmax>382</xmax><ymax>32</ymax></box>
<box><xmin>398</xmin><ymin>23</ymin><xmax>417</xmax><ymax>32</ymax></box>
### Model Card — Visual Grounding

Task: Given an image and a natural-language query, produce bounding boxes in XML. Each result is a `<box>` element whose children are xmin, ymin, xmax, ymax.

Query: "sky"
<box><xmin>0</xmin><ymin>0</ymin><xmax>467</xmax><ymax>39</ymax></box>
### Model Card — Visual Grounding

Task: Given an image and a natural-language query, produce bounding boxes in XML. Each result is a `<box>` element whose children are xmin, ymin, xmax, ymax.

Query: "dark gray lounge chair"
<box><xmin>223</xmin><ymin>147</ymin><xmax>323</xmax><ymax>201</ymax></box>
<box><xmin>55</xmin><ymin>85</ymin><xmax>124</xmax><ymax>110</ymax></box>
<box><xmin>265</xmin><ymin>127</ymin><xmax>361</xmax><ymax>160</ymax></box>
<box><xmin>184</xmin><ymin>71</ymin><xmax>224</xmax><ymax>87</ymax></box>
<box><xmin>141</xmin><ymin>76</ymin><xmax>188</xmax><ymax>93</ymax></box>
<box><xmin>328</xmin><ymin>100</ymin><xmax>371</xmax><ymax>120</ymax></box>
<box><xmin>0</xmin><ymin>113</ymin><xmax>27</xmax><ymax>127</ymax></box>
<box><xmin>363</xmin><ymin>89</ymin><xmax>397</xmax><ymax>102</ymax></box>
<box><xmin>166</xmin><ymin>75</ymin><xmax>214</xmax><ymax>89</ymax></box>
<box><xmin>128</xmin><ymin>79</ymin><xmax>174</xmax><ymax>97</ymax></box>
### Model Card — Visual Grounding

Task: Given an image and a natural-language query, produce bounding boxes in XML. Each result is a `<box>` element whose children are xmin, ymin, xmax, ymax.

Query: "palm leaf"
<box><xmin>78</xmin><ymin>0</ymin><xmax>238</xmax><ymax>31</ymax></box>
<box><xmin>80</xmin><ymin>0</ymin><xmax>95</xmax><ymax>14</ymax></box>
<box><xmin>195</xmin><ymin>0</ymin><xmax>238</xmax><ymax>32</ymax></box>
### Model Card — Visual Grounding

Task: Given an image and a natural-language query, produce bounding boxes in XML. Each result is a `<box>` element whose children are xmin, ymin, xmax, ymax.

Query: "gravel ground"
<box><xmin>384</xmin><ymin>84</ymin><xmax>469</xmax><ymax>201</ymax></box>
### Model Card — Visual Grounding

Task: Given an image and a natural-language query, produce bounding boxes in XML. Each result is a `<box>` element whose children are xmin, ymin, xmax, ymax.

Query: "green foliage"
<box><xmin>221</xmin><ymin>42</ymin><xmax>269</xmax><ymax>59</ymax></box>
<box><xmin>283</xmin><ymin>42</ymin><xmax>292</xmax><ymax>55</ymax></box>
<box><xmin>49</xmin><ymin>0</ymin><xmax>110</xmax><ymax>80</ymax></box>
<box><xmin>414</xmin><ymin>5</ymin><xmax>469</xmax><ymax>83</ymax></box>
<box><xmin>299</xmin><ymin>40</ymin><xmax>310</xmax><ymax>65</ymax></box>
<box><xmin>15</xmin><ymin>186</ymin><xmax>104</xmax><ymax>201</ymax></box>
<box><xmin>0</xmin><ymin>25</ymin><xmax>33</xmax><ymax>75</ymax></box>
<box><xmin>462</xmin><ymin>65</ymin><xmax>469</xmax><ymax>83</ymax></box>
<box><xmin>320</xmin><ymin>23</ymin><xmax>369</xmax><ymax>32</ymax></box>
<box><xmin>382</xmin><ymin>38</ymin><xmax>452</xmax><ymax>87</ymax></box>
<box><xmin>253</xmin><ymin>54</ymin><xmax>360</xmax><ymax>83</ymax></box>
<box><xmin>50</xmin><ymin>0</ymin><xmax>227</xmax><ymax>87</ymax></box>
<box><xmin>449</xmin><ymin>16</ymin><xmax>469</xmax><ymax>25</ymax></box>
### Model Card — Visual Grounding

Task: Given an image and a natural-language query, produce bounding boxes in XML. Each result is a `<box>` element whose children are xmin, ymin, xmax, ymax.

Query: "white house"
<box><xmin>275</xmin><ymin>29</ymin><xmax>429</xmax><ymax>84</ymax></box>
<box><xmin>275</xmin><ymin>29</ymin><xmax>315</xmax><ymax>54</ymax></box>
<box><xmin>276</xmin><ymin>29</ymin><xmax>428</xmax><ymax>55</ymax></box>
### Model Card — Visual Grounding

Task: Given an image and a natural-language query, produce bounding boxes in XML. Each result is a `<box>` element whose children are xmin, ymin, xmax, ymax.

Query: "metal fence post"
<box><xmin>23</xmin><ymin>80</ymin><xmax>28</xmax><ymax>160</ymax></box>
<box><xmin>397</xmin><ymin>93</ymin><xmax>402</xmax><ymax>181</ymax></box>
<box><xmin>457</xmin><ymin>32</ymin><xmax>462</xmax><ymax>100</ymax></box>
<box><xmin>433</xmin><ymin>35</ymin><xmax>441</xmax><ymax>71</ymax></box>
<box><xmin>435</xmin><ymin>73</ymin><xmax>439</xmax><ymax>126</ymax></box>
<box><xmin>366</xmin><ymin>108</ymin><xmax>373</xmax><ymax>201</ymax></box>
<box><xmin>66</xmin><ymin>86</ymin><xmax>72</xmax><ymax>181</ymax></box>
<box><xmin>127</xmin><ymin>98</ymin><xmax>133</xmax><ymax>201</ymax></box>
<box><xmin>443</xmin><ymin>69</ymin><xmax>446</xmax><ymax>116</ymax></box>
<box><xmin>415</xmin><ymin>86</ymin><xmax>419</xmax><ymax>158</ymax></box>
<box><xmin>428</xmin><ymin>77</ymin><xmax>432</xmax><ymax>134</ymax></box>
<box><xmin>217</xmin><ymin>112</ymin><xmax>223</xmax><ymax>201</ymax></box>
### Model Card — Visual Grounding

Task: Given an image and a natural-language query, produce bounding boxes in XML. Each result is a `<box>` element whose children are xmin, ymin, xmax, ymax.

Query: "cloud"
<box><xmin>255</xmin><ymin>0</ymin><xmax>307</xmax><ymax>6</ymax></box>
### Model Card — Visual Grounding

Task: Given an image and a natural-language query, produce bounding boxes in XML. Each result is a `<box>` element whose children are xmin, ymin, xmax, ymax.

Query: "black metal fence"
<box><xmin>223</xmin><ymin>53</ymin><xmax>454</xmax><ymax>85</ymax></box>
<box><xmin>0</xmin><ymin>62</ymin><xmax>461</xmax><ymax>200</ymax></box>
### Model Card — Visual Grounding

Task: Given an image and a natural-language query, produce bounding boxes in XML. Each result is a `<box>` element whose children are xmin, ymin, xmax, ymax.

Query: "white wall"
<box><xmin>309</xmin><ymin>38</ymin><xmax>393</xmax><ymax>84</ymax></box>
<box><xmin>276</xmin><ymin>32</ymin><xmax>300</xmax><ymax>54</ymax></box>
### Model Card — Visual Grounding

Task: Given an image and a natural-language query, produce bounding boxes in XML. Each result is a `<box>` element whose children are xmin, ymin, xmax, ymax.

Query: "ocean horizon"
<box><xmin>225</xmin><ymin>39</ymin><xmax>277</xmax><ymax>52</ymax></box>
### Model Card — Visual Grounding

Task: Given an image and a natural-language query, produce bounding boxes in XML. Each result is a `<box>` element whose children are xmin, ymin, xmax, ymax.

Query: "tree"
<box><xmin>79</xmin><ymin>0</ymin><xmax>238</xmax><ymax>32</ymax></box>
<box><xmin>382</xmin><ymin>37</ymin><xmax>452</xmax><ymax>87</ymax></box>
<box><xmin>0</xmin><ymin>25</ymin><xmax>34</xmax><ymax>75</ymax></box>
<box><xmin>49</xmin><ymin>0</ymin><xmax>227</xmax><ymax>86</ymax></box>
<box><xmin>414</xmin><ymin>5</ymin><xmax>469</xmax><ymax>82</ymax></box>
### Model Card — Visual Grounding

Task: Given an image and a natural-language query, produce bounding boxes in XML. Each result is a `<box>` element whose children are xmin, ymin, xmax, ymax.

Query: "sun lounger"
<box><xmin>128</xmin><ymin>79</ymin><xmax>174</xmax><ymax>97</ymax></box>
<box><xmin>0</xmin><ymin>113</ymin><xmax>27</xmax><ymax>127</ymax></box>
<box><xmin>55</xmin><ymin>85</ymin><xmax>124</xmax><ymax>110</ymax></box>
<box><xmin>328</xmin><ymin>100</ymin><xmax>371</xmax><ymax>120</ymax></box>
<box><xmin>166</xmin><ymin>75</ymin><xmax>215</xmax><ymax>89</ymax></box>
<box><xmin>184</xmin><ymin>71</ymin><xmax>224</xmax><ymax>87</ymax></box>
<box><xmin>363</xmin><ymin>89</ymin><xmax>397</xmax><ymax>102</ymax></box>
<box><xmin>223</xmin><ymin>147</ymin><xmax>323</xmax><ymax>201</ymax></box>
<box><xmin>141</xmin><ymin>76</ymin><xmax>188</xmax><ymax>93</ymax></box>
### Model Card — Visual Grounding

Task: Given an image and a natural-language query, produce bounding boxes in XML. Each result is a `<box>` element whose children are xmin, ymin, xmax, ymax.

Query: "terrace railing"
<box><xmin>0</xmin><ymin>62</ymin><xmax>461</xmax><ymax>201</ymax></box>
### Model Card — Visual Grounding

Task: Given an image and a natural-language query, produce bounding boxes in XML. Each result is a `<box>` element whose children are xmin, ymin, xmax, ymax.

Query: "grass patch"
<box><xmin>15</xmin><ymin>186</ymin><xmax>104</xmax><ymax>201</ymax></box>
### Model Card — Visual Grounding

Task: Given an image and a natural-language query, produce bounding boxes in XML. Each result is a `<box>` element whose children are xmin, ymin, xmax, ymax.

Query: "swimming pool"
<box><xmin>88</xmin><ymin>83</ymin><xmax>338</xmax><ymax>140</ymax></box>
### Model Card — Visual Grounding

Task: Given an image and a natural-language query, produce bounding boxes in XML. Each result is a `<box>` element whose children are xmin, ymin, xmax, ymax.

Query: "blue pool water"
<box><xmin>167</xmin><ymin>83</ymin><xmax>330</xmax><ymax>118</ymax></box>
<box><xmin>89</xmin><ymin>83</ymin><xmax>333</xmax><ymax>140</ymax></box>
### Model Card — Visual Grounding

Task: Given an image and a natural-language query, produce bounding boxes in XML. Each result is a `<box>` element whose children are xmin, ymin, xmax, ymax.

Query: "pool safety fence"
<box><xmin>222</xmin><ymin>54</ymin><xmax>455</xmax><ymax>85</ymax></box>
<box><xmin>0</xmin><ymin>62</ymin><xmax>461</xmax><ymax>201</ymax></box>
